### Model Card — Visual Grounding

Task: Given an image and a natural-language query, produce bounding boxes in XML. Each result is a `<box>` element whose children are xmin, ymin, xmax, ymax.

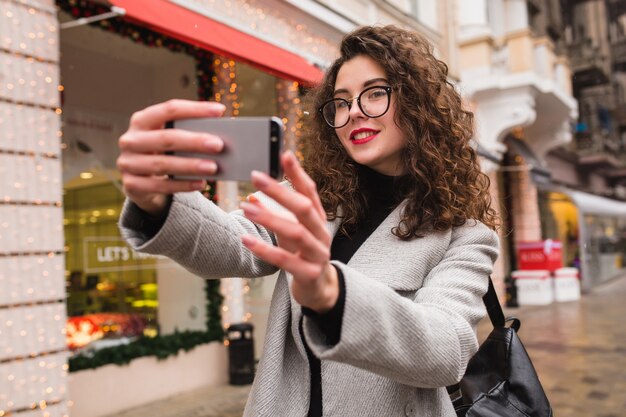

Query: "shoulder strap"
<box><xmin>446</xmin><ymin>277</ymin><xmax>506</xmax><ymax>397</ymax></box>
<box><xmin>483</xmin><ymin>277</ymin><xmax>505</xmax><ymax>328</ymax></box>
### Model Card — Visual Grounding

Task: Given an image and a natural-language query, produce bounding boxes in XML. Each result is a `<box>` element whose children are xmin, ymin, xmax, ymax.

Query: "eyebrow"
<box><xmin>333</xmin><ymin>77</ymin><xmax>389</xmax><ymax>96</ymax></box>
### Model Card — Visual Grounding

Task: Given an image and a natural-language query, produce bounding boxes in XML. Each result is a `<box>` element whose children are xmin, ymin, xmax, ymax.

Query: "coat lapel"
<box><xmin>346</xmin><ymin>202</ymin><xmax>449</xmax><ymax>291</ymax></box>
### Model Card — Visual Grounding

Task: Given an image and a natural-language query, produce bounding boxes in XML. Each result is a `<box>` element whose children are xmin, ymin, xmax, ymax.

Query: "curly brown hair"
<box><xmin>300</xmin><ymin>25</ymin><xmax>499</xmax><ymax>239</ymax></box>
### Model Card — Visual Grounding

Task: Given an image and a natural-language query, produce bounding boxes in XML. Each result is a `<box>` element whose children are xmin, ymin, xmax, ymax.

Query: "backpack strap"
<box><xmin>447</xmin><ymin>277</ymin><xmax>503</xmax><ymax>398</ymax></box>
<box><xmin>483</xmin><ymin>277</ymin><xmax>505</xmax><ymax>328</ymax></box>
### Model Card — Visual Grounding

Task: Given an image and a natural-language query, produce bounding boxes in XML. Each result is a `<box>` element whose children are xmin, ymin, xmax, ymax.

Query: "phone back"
<box><xmin>172</xmin><ymin>117</ymin><xmax>282</xmax><ymax>182</ymax></box>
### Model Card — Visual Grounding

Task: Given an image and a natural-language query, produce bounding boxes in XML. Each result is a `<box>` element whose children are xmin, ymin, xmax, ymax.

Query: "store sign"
<box><xmin>83</xmin><ymin>237</ymin><xmax>160</xmax><ymax>272</ymax></box>
<box><xmin>516</xmin><ymin>240</ymin><xmax>563</xmax><ymax>272</ymax></box>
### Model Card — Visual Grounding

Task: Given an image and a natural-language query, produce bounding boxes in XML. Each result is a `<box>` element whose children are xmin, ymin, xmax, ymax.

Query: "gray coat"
<box><xmin>120</xmin><ymin>190</ymin><xmax>499</xmax><ymax>417</ymax></box>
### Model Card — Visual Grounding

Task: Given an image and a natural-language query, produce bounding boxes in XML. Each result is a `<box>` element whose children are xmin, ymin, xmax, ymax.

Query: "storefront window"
<box><xmin>539</xmin><ymin>191</ymin><xmax>580</xmax><ymax>267</ymax></box>
<box><xmin>64</xmin><ymin>172</ymin><xmax>159</xmax><ymax>351</ymax></box>
<box><xmin>583</xmin><ymin>215</ymin><xmax>626</xmax><ymax>284</ymax></box>
<box><xmin>57</xmin><ymin>5</ymin><xmax>306</xmax><ymax>359</ymax></box>
<box><xmin>59</xmin><ymin>13</ymin><xmax>199</xmax><ymax>353</ymax></box>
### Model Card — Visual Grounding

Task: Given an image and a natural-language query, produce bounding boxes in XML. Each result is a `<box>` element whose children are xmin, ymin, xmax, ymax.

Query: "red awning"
<box><xmin>108</xmin><ymin>0</ymin><xmax>323</xmax><ymax>86</ymax></box>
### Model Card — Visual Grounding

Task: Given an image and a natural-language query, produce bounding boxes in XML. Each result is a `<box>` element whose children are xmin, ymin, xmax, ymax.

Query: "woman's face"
<box><xmin>332</xmin><ymin>55</ymin><xmax>408</xmax><ymax>176</ymax></box>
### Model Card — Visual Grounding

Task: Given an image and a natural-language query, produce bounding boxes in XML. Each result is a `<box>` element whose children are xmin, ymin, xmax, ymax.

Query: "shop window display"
<box><xmin>64</xmin><ymin>176</ymin><xmax>158</xmax><ymax>352</ymax></box>
<box><xmin>539</xmin><ymin>191</ymin><xmax>580</xmax><ymax>267</ymax></box>
<box><xmin>584</xmin><ymin>215</ymin><xmax>626</xmax><ymax>284</ymax></box>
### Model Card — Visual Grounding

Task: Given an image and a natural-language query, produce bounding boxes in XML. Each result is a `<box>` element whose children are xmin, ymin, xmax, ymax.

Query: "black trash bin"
<box><xmin>226</xmin><ymin>323</ymin><xmax>255</xmax><ymax>385</ymax></box>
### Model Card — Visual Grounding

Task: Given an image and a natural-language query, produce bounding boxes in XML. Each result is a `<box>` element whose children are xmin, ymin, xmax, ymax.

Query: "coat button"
<box><xmin>404</xmin><ymin>401</ymin><xmax>416</xmax><ymax>416</ymax></box>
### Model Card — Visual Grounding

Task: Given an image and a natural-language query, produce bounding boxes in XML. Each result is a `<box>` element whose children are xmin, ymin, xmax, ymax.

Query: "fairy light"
<box><xmin>212</xmin><ymin>56</ymin><xmax>239</xmax><ymax>116</ymax></box>
<box><xmin>275</xmin><ymin>80</ymin><xmax>304</xmax><ymax>152</ymax></box>
<box><xmin>180</xmin><ymin>0</ymin><xmax>339</xmax><ymax>63</ymax></box>
<box><xmin>0</xmin><ymin>1</ymin><xmax>68</xmax><ymax>416</ymax></box>
<box><xmin>210</xmin><ymin>56</ymin><xmax>252</xmax><ymax>330</ymax></box>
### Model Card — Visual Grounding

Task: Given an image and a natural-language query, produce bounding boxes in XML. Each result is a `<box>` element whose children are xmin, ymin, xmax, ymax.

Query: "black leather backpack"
<box><xmin>448</xmin><ymin>278</ymin><xmax>553</xmax><ymax>417</ymax></box>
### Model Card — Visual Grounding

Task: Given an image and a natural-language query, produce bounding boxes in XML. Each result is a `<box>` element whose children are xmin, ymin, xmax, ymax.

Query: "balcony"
<box><xmin>573</xmin><ymin>131</ymin><xmax>623</xmax><ymax>169</ymax></box>
<box><xmin>567</xmin><ymin>40</ymin><xmax>611</xmax><ymax>87</ymax></box>
<box><xmin>611</xmin><ymin>38</ymin><xmax>626</xmax><ymax>71</ymax></box>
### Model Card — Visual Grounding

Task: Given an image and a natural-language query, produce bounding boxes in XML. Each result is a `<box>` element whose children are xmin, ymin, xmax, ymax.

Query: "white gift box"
<box><xmin>512</xmin><ymin>269</ymin><xmax>553</xmax><ymax>305</ymax></box>
<box><xmin>553</xmin><ymin>267</ymin><xmax>581</xmax><ymax>302</ymax></box>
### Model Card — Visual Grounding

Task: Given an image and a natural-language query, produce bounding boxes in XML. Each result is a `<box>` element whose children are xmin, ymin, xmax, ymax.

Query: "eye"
<box><xmin>366</xmin><ymin>88</ymin><xmax>388</xmax><ymax>100</ymax></box>
<box><xmin>335</xmin><ymin>99</ymin><xmax>349</xmax><ymax>109</ymax></box>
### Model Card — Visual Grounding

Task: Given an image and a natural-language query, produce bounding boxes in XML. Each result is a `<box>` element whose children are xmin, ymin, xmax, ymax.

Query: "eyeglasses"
<box><xmin>319</xmin><ymin>85</ymin><xmax>393</xmax><ymax>129</ymax></box>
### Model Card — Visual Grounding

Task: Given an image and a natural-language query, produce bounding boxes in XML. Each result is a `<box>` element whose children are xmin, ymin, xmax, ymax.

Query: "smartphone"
<box><xmin>167</xmin><ymin>116</ymin><xmax>283</xmax><ymax>181</ymax></box>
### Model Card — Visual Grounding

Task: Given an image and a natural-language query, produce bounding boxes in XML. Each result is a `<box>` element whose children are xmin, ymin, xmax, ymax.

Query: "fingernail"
<box><xmin>251</xmin><ymin>170</ymin><xmax>270</xmax><ymax>187</ymax></box>
<box><xmin>241</xmin><ymin>235</ymin><xmax>256</xmax><ymax>247</ymax></box>
<box><xmin>205</xmin><ymin>137</ymin><xmax>223</xmax><ymax>151</ymax></box>
<box><xmin>211</xmin><ymin>102</ymin><xmax>226</xmax><ymax>112</ymax></box>
<box><xmin>240</xmin><ymin>201</ymin><xmax>260</xmax><ymax>216</ymax></box>
<box><xmin>198</xmin><ymin>161</ymin><xmax>217</xmax><ymax>173</ymax></box>
<box><xmin>247</xmin><ymin>194</ymin><xmax>259</xmax><ymax>203</ymax></box>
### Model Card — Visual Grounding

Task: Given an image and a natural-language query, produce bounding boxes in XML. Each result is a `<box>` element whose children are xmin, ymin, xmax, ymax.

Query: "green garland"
<box><xmin>59</xmin><ymin>0</ymin><xmax>225</xmax><ymax>372</ymax></box>
<box><xmin>69</xmin><ymin>330</ymin><xmax>222</xmax><ymax>372</ymax></box>
<box><xmin>206</xmin><ymin>280</ymin><xmax>225</xmax><ymax>336</ymax></box>
<box><xmin>68</xmin><ymin>281</ymin><xmax>225</xmax><ymax>372</ymax></box>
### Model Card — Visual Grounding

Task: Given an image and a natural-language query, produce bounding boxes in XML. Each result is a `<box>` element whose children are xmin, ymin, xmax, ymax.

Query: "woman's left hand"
<box><xmin>240</xmin><ymin>151</ymin><xmax>339</xmax><ymax>313</ymax></box>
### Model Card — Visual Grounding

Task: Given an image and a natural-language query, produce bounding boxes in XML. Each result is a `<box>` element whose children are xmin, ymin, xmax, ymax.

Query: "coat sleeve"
<box><xmin>118</xmin><ymin>191</ymin><xmax>279</xmax><ymax>279</ymax></box>
<box><xmin>301</xmin><ymin>221</ymin><xmax>499</xmax><ymax>388</ymax></box>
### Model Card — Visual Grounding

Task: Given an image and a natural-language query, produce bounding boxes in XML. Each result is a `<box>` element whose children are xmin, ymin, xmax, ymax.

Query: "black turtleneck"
<box><xmin>302</xmin><ymin>164</ymin><xmax>407</xmax><ymax>417</ymax></box>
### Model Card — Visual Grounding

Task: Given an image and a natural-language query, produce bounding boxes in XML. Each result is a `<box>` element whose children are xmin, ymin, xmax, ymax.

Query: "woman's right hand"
<box><xmin>117</xmin><ymin>99</ymin><xmax>226</xmax><ymax>216</ymax></box>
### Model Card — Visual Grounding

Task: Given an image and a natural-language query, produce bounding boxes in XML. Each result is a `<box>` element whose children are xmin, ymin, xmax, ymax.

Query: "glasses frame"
<box><xmin>319</xmin><ymin>85</ymin><xmax>393</xmax><ymax>129</ymax></box>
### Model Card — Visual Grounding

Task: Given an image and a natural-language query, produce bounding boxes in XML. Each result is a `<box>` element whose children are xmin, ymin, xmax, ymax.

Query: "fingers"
<box><xmin>241</xmin><ymin>235</ymin><xmax>325</xmax><ymax>281</ymax></box>
<box><xmin>119</xmin><ymin>128</ymin><xmax>223</xmax><ymax>154</ymax></box>
<box><xmin>117</xmin><ymin>153</ymin><xmax>219</xmax><ymax>177</ymax></box>
<box><xmin>281</xmin><ymin>151</ymin><xmax>326</xmax><ymax>221</ymax></box>
<box><xmin>121</xmin><ymin>173</ymin><xmax>205</xmax><ymax>195</ymax></box>
<box><xmin>240</xmin><ymin>200</ymin><xmax>329</xmax><ymax>263</ymax></box>
<box><xmin>251</xmin><ymin>170</ymin><xmax>330</xmax><ymax>246</ymax></box>
<box><xmin>128</xmin><ymin>99</ymin><xmax>226</xmax><ymax>132</ymax></box>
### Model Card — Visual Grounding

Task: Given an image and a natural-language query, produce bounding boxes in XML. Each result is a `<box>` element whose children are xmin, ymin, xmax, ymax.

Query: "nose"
<box><xmin>348</xmin><ymin>98</ymin><xmax>367</xmax><ymax>120</ymax></box>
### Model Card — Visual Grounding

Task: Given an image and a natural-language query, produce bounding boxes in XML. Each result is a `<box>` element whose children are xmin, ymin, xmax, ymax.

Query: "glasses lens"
<box><xmin>322</xmin><ymin>99</ymin><xmax>349</xmax><ymax>128</ymax></box>
<box><xmin>360</xmin><ymin>87</ymin><xmax>390</xmax><ymax>118</ymax></box>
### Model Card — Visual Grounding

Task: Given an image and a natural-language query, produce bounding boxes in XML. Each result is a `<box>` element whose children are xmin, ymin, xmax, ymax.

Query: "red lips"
<box><xmin>350</xmin><ymin>128</ymin><xmax>380</xmax><ymax>144</ymax></box>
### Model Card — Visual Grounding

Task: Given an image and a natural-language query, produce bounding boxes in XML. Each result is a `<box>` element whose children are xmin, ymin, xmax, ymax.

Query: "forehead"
<box><xmin>334</xmin><ymin>55</ymin><xmax>387</xmax><ymax>92</ymax></box>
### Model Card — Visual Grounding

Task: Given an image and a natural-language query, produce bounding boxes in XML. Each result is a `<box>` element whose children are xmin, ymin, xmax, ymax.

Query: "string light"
<box><xmin>212</xmin><ymin>56</ymin><xmax>239</xmax><ymax>116</ymax></box>
<box><xmin>182</xmin><ymin>0</ymin><xmax>339</xmax><ymax>63</ymax></box>
<box><xmin>0</xmin><ymin>1</ymin><xmax>67</xmax><ymax>416</ymax></box>
<box><xmin>275</xmin><ymin>80</ymin><xmax>304</xmax><ymax>152</ymax></box>
<box><xmin>211</xmin><ymin>57</ymin><xmax>253</xmax><ymax>332</ymax></box>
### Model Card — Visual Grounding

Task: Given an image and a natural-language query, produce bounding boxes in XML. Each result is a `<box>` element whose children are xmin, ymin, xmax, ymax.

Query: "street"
<box><xmin>109</xmin><ymin>274</ymin><xmax>626</xmax><ymax>417</ymax></box>
<box><xmin>497</xmin><ymin>275</ymin><xmax>626</xmax><ymax>417</ymax></box>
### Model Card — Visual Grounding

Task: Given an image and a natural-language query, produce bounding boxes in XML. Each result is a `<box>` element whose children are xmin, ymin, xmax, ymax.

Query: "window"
<box><xmin>64</xmin><ymin>175</ymin><xmax>159</xmax><ymax>350</ymax></box>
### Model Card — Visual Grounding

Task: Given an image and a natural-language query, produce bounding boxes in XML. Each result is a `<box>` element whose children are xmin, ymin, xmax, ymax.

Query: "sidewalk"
<box><xmin>109</xmin><ymin>384</ymin><xmax>251</xmax><ymax>417</ymax></box>
<box><xmin>110</xmin><ymin>274</ymin><xmax>626</xmax><ymax>417</ymax></box>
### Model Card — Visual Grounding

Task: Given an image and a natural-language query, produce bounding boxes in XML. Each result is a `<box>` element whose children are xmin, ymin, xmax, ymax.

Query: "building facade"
<box><xmin>459</xmin><ymin>0</ymin><xmax>626</xmax><ymax>299</ymax></box>
<box><xmin>546</xmin><ymin>0</ymin><xmax>626</xmax><ymax>289</ymax></box>
<box><xmin>458</xmin><ymin>0</ymin><xmax>578</xmax><ymax>299</ymax></box>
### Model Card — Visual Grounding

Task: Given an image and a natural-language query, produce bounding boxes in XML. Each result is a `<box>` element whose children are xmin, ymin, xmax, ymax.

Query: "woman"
<box><xmin>118</xmin><ymin>25</ymin><xmax>499</xmax><ymax>417</ymax></box>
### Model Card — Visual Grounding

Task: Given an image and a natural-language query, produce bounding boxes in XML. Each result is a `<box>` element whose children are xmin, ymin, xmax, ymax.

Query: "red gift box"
<box><xmin>516</xmin><ymin>240</ymin><xmax>563</xmax><ymax>272</ymax></box>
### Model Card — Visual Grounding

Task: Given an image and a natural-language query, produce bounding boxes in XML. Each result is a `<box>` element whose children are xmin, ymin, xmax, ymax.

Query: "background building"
<box><xmin>459</xmin><ymin>0</ymin><xmax>626</xmax><ymax>299</ymax></box>
<box><xmin>544</xmin><ymin>0</ymin><xmax>626</xmax><ymax>289</ymax></box>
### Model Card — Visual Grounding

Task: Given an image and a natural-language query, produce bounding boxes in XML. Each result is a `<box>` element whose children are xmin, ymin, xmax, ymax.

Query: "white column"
<box><xmin>0</xmin><ymin>1</ymin><xmax>69</xmax><ymax>416</ymax></box>
<box><xmin>216</xmin><ymin>181</ymin><xmax>245</xmax><ymax>327</ymax></box>
<box><xmin>505</xmin><ymin>0</ymin><xmax>530</xmax><ymax>33</ymax></box>
<box><xmin>458</xmin><ymin>0</ymin><xmax>491</xmax><ymax>41</ymax></box>
<box><xmin>416</xmin><ymin>0</ymin><xmax>438</xmax><ymax>31</ymax></box>
<box><xmin>212</xmin><ymin>56</ymin><xmax>246</xmax><ymax>328</ymax></box>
